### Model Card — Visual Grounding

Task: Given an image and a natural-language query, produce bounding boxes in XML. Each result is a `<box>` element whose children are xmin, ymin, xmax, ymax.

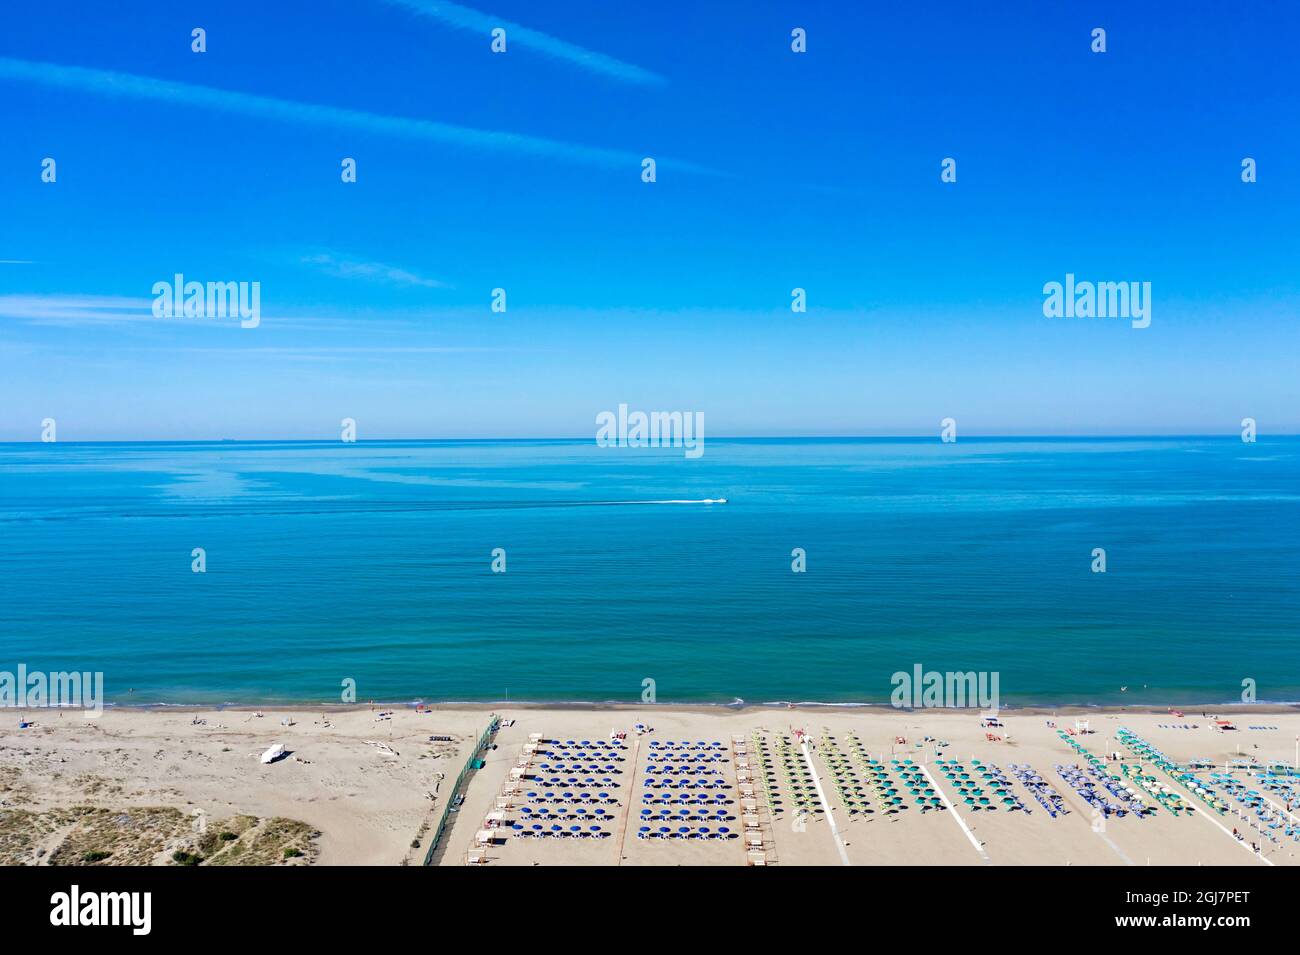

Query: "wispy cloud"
<box><xmin>116</xmin><ymin>344</ymin><xmax>508</xmax><ymax>362</ymax></box>
<box><xmin>0</xmin><ymin>294</ymin><xmax>154</xmax><ymax>326</ymax></box>
<box><xmin>299</xmin><ymin>252</ymin><xmax>451</xmax><ymax>289</ymax></box>
<box><xmin>0</xmin><ymin>57</ymin><xmax>709</xmax><ymax>173</ymax></box>
<box><xmin>379</xmin><ymin>0</ymin><xmax>666</xmax><ymax>86</ymax></box>
<box><xmin>0</xmin><ymin>293</ymin><xmax>304</xmax><ymax>329</ymax></box>
<box><xmin>0</xmin><ymin>260</ymin><xmax>36</xmax><ymax>265</ymax></box>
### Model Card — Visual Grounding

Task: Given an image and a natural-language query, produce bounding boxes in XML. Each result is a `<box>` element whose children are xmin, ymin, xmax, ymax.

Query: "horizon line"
<box><xmin>1</xmin><ymin>433</ymin><xmax>1293</xmax><ymax>445</ymax></box>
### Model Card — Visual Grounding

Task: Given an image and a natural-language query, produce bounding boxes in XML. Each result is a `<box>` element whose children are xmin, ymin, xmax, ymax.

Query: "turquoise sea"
<box><xmin>0</xmin><ymin>437</ymin><xmax>1297</xmax><ymax>706</ymax></box>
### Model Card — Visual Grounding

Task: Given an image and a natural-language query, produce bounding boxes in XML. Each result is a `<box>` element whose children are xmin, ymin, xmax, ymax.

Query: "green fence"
<box><xmin>422</xmin><ymin>714</ymin><xmax>501</xmax><ymax>866</ymax></box>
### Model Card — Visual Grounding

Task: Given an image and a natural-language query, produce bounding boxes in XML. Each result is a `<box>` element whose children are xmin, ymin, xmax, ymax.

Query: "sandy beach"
<box><xmin>0</xmin><ymin>705</ymin><xmax>489</xmax><ymax>865</ymax></box>
<box><xmin>3</xmin><ymin>704</ymin><xmax>1298</xmax><ymax>867</ymax></box>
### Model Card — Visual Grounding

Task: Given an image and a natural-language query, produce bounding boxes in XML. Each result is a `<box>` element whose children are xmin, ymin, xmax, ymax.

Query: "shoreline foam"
<box><xmin>7</xmin><ymin>698</ymin><xmax>1298</xmax><ymax>716</ymax></box>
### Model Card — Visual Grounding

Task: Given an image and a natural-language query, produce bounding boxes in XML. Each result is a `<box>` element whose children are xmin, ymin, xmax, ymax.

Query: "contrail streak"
<box><xmin>0</xmin><ymin>57</ymin><xmax>710</xmax><ymax>172</ymax></box>
<box><xmin>378</xmin><ymin>0</ymin><xmax>666</xmax><ymax>86</ymax></box>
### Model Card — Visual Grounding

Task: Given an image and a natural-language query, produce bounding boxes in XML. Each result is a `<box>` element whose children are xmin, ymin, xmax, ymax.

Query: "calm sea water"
<box><xmin>1</xmin><ymin>437</ymin><xmax>1297</xmax><ymax>706</ymax></box>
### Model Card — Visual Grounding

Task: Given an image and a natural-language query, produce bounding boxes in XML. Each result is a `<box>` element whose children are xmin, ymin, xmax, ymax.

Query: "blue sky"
<box><xmin>1</xmin><ymin>1</ymin><xmax>1297</xmax><ymax>439</ymax></box>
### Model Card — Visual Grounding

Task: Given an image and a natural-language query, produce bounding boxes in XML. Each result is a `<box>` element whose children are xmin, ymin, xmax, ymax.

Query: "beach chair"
<box><xmin>466</xmin><ymin>849</ymin><xmax>488</xmax><ymax>865</ymax></box>
<box><xmin>746</xmin><ymin>851</ymin><xmax>767</xmax><ymax>866</ymax></box>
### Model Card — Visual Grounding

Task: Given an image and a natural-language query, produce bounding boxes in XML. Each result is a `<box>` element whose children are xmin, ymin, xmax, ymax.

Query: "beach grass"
<box><xmin>0</xmin><ymin>804</ymin><xmax>319</xmax><ymax>866</ymax></box>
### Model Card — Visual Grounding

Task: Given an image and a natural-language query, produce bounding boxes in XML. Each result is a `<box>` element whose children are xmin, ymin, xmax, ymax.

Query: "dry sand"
<box><xmin>0</xmin><ymin>705</ymin><xmax>487</xmax><ymax>865</ymax></box>
<box><xmin>3</xmin><ymin>704</ymin><xmax>1298</xmax><ymax>866</ymax></box>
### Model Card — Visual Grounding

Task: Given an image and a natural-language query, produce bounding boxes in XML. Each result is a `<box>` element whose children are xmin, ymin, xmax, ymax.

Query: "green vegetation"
<box><xmin>0</xmin><ymin>805</ymin><xmax>319</xmax><ymax>866</ymax></box>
